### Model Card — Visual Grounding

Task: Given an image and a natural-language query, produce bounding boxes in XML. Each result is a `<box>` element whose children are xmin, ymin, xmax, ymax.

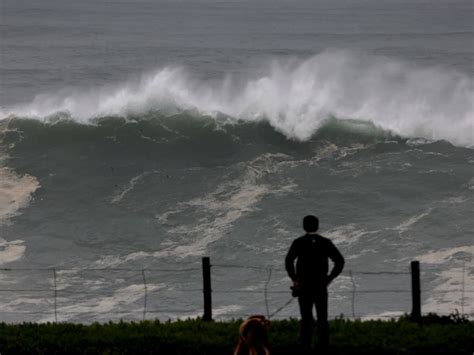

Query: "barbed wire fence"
<box><xmin>0</xmin><ymin>258</ymin><xmax>472</xmax><ymax>323</ymax></box>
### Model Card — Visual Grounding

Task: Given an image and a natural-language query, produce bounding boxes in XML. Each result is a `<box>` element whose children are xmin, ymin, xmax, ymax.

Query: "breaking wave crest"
<box><xmin>2</xmin><ymin>50</ymin><xmax>472</xmax><ymax>147</ymax></box>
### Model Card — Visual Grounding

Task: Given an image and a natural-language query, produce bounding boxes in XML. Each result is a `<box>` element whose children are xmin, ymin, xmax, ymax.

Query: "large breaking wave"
<box><xmin>1</xmin><ymin>50</ymin><xmax>473</xmax><ymax>147</ymax></box>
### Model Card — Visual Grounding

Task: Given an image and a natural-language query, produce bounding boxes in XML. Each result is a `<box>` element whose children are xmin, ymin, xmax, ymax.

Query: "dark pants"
<box><xmin>298</xmin><ymin>287</ymin><xmax>329</xmax><ymax>349</ymax></box>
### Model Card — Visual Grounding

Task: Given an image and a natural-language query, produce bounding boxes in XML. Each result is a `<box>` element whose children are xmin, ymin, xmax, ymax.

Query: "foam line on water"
<box><xmin>423</xmin><ymin>265</ymin><xmax>474</xmax><ymax>316</ymax></box>
<box><xmin>0</xmin><ymin>238</ymin><xmax>26</xmax><ymax>265</ymax></box>
<box><xmin>0</xmin><ymin>168</ymin><xmax>40</xmax><ymax>226</ymax></box>
<box><xmin>94</xmin><ymin>153</ymin><xmax>297</xmax><ymax>266</ymax></box>
<box><xmin>0</xmin><ymin>167</ymin><xmax>40</xmax><ymax>265</ymax></box>
<box><xmin>416</xmin><ymin>246</ymin><xmax>473</xmax><ymax>315</ymax></box>
<box><xmin>417</xmin><ymin>246</ymin><xmax>474</xmax><ymax>265</ymax></box>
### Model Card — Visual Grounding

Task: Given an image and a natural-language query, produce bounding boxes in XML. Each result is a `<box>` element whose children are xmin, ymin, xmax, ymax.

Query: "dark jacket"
<box><xmin>285</xmin><ymin>233</ymin><xmax>345</xmax><ymax>288</ymax></box>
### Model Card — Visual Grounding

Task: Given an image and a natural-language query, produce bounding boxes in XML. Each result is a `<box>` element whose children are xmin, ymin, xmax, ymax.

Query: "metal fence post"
<box><xmin>411</xmin><ymin>261</ymin><xmax>421</xmax><ymax>324</ymax></box>
<box><xmin>202</xmin><ymin>257</ymin><xmax>212</xmax><ymax>321</ymax></box>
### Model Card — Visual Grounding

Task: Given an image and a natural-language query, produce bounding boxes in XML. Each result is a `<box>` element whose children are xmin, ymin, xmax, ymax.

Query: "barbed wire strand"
<box><xmin>0</xmin><ymin>309</ymin><xmax>196</xmax><ymax>315</ymax></box>
<box><xmin>0</xmin><ymin>262</ymin><xmax>452</xmax><ymax>274</ymax></box>
<box><xmin>0</xmin><ymin>266</ymin><xmax>417</xmax><ymax>274</ymax></box>
<box><xmin>209</xmin><ymin>264</ymin><xmax>414</xmax><ymax>275</ymax></box>
<box><xmin>211</xmin><ymin>263</ymin><xmax>269</xmax><ymax>271</ymax></box>
<box><xmin>1</xmin><ymin>265</ymin><xmax>472</xmax><ymax>320</ymax></box>
<box><xmin>0</xmin><ymin>267</ymin><xmax>200</xmax><ymax>272</ymax></box>
<box><xmin>1</xmin><ymin>288</ymin><xmax>471</xmax><ymax>295</ymax></box>
<box><xmin>351</xmin><ymin>271</ymin><xmax>411</xmax><ymax>275</ymax></box>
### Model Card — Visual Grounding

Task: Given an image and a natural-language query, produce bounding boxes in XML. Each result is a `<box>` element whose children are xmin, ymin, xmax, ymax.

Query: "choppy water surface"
<box><xmin>0</xmin><ymin>0</ymin><xmax>472</xmax><ymax>322</ymax></box>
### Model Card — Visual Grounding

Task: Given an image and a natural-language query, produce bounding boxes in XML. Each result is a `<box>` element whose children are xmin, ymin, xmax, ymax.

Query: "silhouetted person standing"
<box><xmin>285</xmin><ymin>215</ymin><xmax>345</xmax><ymax>352</ymax></box>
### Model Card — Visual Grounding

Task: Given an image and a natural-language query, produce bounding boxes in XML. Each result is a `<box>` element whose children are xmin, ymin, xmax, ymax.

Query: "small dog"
<box><xmin>233</xmin><ymin>315</ymin><xmax>271</xmax><ymax>355</ymax></box>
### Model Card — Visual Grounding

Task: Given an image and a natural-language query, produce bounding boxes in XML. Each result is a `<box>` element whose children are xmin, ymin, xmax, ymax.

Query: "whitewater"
<box><xmin>2</xmin><ymin>50</ymin><xmax>473</xmax><ymax>147</ymax></box>
<box><xmin>0</xmin><ymin>0</ymin><xmax>473</xmax><ymax>323</ymax></box>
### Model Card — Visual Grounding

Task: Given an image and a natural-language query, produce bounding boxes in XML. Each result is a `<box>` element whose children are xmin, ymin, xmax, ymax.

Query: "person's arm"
<box><xmin>285</xmin><ymin>240</ymin><xmax>298</xmax><ymax>282</ymax></box>
<box><xmin>327</xmin><ymin>241</ymin><xmax>345</xmax><ymax>283</ymax></box>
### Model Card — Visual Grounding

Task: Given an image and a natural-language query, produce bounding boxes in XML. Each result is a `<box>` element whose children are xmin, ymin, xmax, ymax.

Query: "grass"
<box><xmin>0</xmin><ymin>314</ymin><xmax>473</xmax><ymax>354</ymax></box>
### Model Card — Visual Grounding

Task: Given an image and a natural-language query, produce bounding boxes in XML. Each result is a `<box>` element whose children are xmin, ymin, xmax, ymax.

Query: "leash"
<box><xmin>268</xmin><ymin>296</ymin><xmax>295</xmax><ymax>320</ymax></box>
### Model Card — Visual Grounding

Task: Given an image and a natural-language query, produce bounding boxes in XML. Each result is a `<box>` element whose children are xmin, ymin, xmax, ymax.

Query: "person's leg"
<box><xmin>315</xmin><ymin>288</ymin><xmax>329</xmax><ymax>349</ymax></box>
<box><xmin>298</xmin><ymin>291</ymin><xmax>314</xmax><ymax>349</ymax></box>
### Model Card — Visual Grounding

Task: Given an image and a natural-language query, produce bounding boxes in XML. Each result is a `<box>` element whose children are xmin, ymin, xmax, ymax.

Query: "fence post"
<box><xmin>202</xmin><ymin>257</ymin><xmax>212</xmax><ymax>321</ymax></box>
<box><xmin>411</xmin><ymin>261</ymin><xmax>421</xmax><ymax>324</ymax></box>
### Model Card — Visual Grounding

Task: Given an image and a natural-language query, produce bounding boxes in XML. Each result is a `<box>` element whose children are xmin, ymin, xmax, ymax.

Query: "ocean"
<box><xmin>0</xmin><ymin>0</ymin><xmax>473</xmax><ymax>323</ymax></box>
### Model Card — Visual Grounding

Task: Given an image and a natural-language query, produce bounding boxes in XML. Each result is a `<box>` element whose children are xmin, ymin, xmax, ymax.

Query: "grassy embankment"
<box><xmin>1</xmin><ymin>314</ymin><xmax>473</xmax><ymax>354</ymax></box>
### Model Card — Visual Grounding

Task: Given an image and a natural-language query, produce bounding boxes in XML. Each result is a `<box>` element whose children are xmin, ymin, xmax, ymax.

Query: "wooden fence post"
<box><xmin>202</xmin><ymin>257</ymin><xmax>212</xmax><ymax>321</ymax></box>
<box><xmin>411</xmin><ymin>260</ymin><xmax>421</xmax><ymax>324</ymax></box>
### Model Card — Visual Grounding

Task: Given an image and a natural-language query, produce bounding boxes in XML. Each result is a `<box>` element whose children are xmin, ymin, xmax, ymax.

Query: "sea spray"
<box><xmin>1</xmin><ymin>50</ymin><xmax>472</xmax><ymax>147</ymax></box>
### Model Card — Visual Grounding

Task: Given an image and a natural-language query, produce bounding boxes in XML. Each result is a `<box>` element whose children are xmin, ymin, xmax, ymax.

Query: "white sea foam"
<box><xmin>417</xmin><ymin>246</ymin><xmax>474</xmax><ymax>265</ymax></box>
<box><xmin>0</xmin><ymin>167</ymin><xmax>40</xmax><ymax>225</ymax></box>
<box><xmin>0</xmin><ymin>297</ymin><xmax>50</xmax><ymax>308</ymax></box>
<box><xmin>423</xmin><ymin>266</ymin><xmax>474</xmax><ymax>316</ymax></box>
<box><xmin>362</xmin><ymin>311</ymin><xmax>406</xmax><ymax>320</ymax></box>
<box><xmin>2</xmin><ymin>50</ymin><xmax>472</xmax><ymax>147</ymax></box>
<box><xmin>213</xmin><ymin>304</ymin><xmax>243</xmax><ymax>318</ymax></box>
<box><xmin>442</xmin><ymin>196</ymin><xmax>469</xmax><ymax>204</ymax></box>
<box><xmin>416</xmin><ymin>246</ymin><xmax>473</xmax><ymax>315</ymax></box>
<box><xmin>168</xmin><ymin>304</ymin><xmax>243</xmax><ymax>320</ymax></box>
<box><xmin>152</xmin><ymin>154</ymin><xmax>298</xmax><ymax>258</ymax></box>
<box><xmin>39</xmin><ymin>283</ymin><xmax>164</xmax><ymax>322</ymax></box>
<box><xmin>110</xmin><ymin>172</ymin><xmax>150</xmax><ymax>204</ymax></box>
<box><xmin>392</xmin><ymin>209</ymin><xmax>433</xmax><ymax>233</ymax></box>
<box><xmin>324</xmin><ymin>224</ymin><xmax>378</xmax><ymax>245</ymax></box>
<box><xmin>96</xmin><ymin>153</ymin><xmax>297</xmax><ymax>265</ymax></box>
<box><xmin>0</xmin><ymin>168</ymin><xmax>40</xmax><ymax>265</ymax></box>
<box><xmin>312</xmin><ymin>143</ymin><xmax>370</xmax><ymax>164</ymax></box>
<box><xmin>0</xmin><ymin>238</ymin><xmax>26</xmax><ymax>265</ymax></box>
<box><xmin>466</xmin><ymin>177</ymin><xmax>474</xmax><ymax>190</ymax></box>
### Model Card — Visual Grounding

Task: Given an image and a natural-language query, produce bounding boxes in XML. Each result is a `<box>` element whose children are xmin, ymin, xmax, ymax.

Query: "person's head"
<box><xmin>303</xmin><ymin>215</ymin><xmax>319</xmax><ymax>233</ymax></box>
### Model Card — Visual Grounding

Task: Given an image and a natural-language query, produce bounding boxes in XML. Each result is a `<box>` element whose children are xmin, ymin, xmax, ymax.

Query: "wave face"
<box><xmin>2</xmin><ymin>50</ymin><xmax>473</xmax><ymax>147</ymax></box>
